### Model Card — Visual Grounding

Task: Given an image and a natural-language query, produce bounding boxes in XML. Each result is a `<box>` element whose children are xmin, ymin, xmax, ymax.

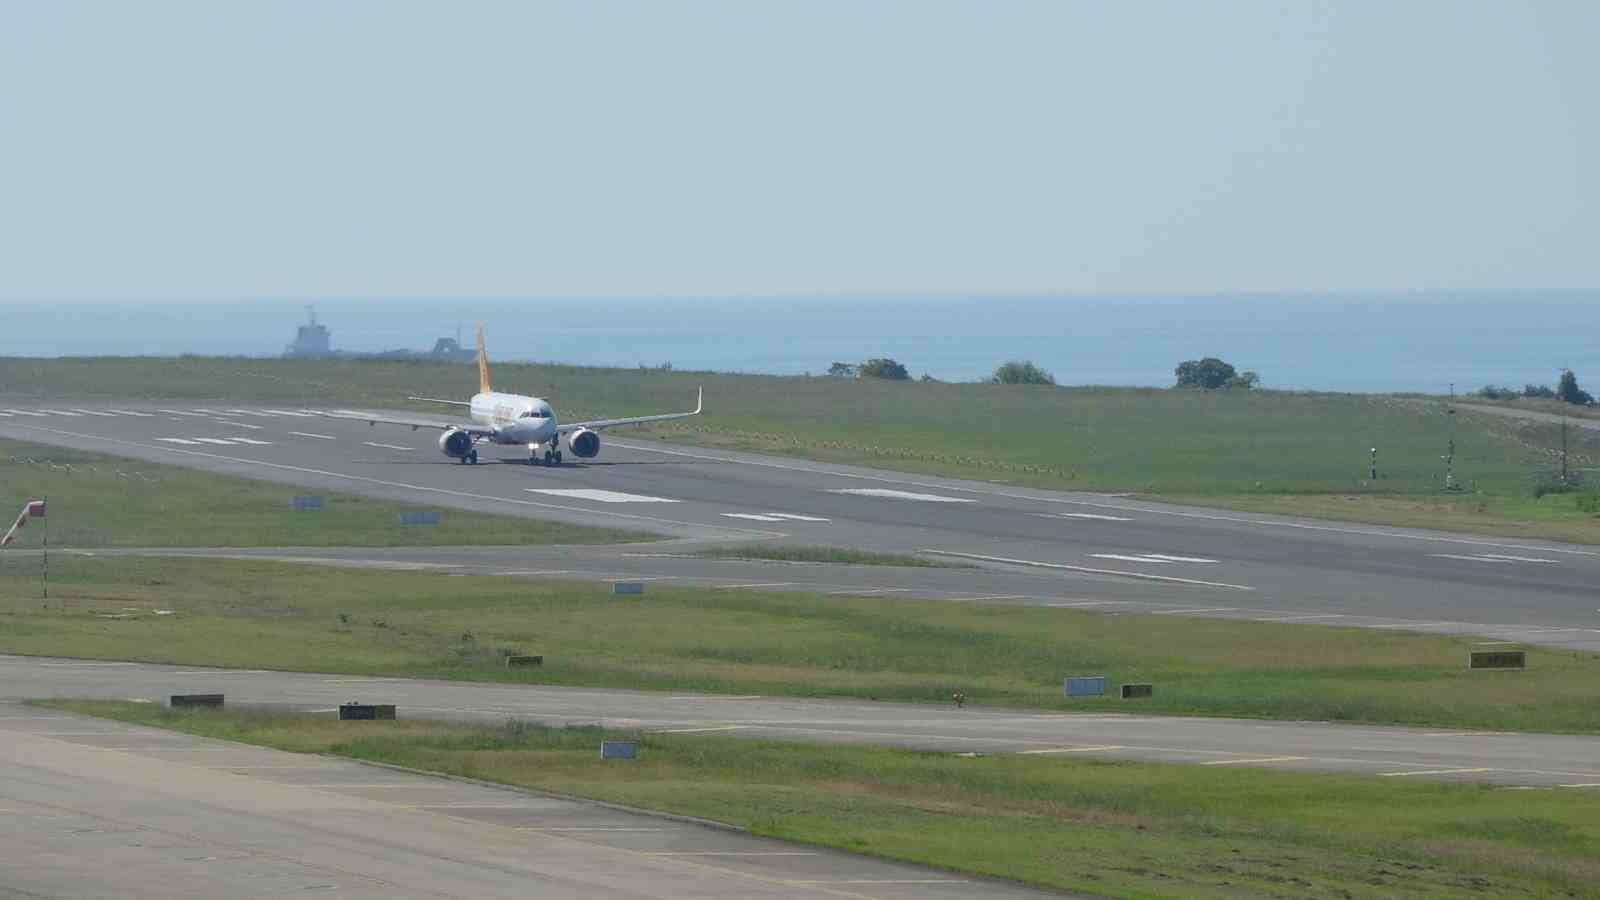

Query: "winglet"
<box><xmin>476</xmin><ymin>323</ymin><xmax>491</xmax><ymax>394</ymax></box>
<box><xmin>695</xmin><ymin>385</ymin><xmax>703</xmax><ymax>415</ymax></box>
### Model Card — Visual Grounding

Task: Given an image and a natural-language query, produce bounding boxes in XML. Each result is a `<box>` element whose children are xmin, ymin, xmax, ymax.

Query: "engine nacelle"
<box><xmin>438</xmin><ymin>429</ymin><xmax>474</xmax><ymax>459</ymax></box>
<box><xmin>566</xmin><ymin>428</ymin><xmax>600</xmax><ymax>459</ymax></box>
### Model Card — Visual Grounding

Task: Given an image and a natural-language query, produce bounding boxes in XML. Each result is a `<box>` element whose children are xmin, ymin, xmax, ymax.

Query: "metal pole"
<box><xmin>1562</xmin><ymin>416</ymin><xmax>1569</xmax><ymax>485</ymax></box>
<box><xmin>41</xmin><ymin>495</ymin><xmax>47</xmax><ymax>605</ymax></box>
<box><xmin>1445</xmin><ymin>384</ymin><xmax>1457</xmax><ymax>490</ymax></box>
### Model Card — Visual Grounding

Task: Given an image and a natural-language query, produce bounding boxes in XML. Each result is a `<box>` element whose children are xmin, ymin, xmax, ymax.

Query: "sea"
<box><xmin>1</xmin><ymin>293</ymin><xmax>1595</xmax><ymax>394</ymax></box>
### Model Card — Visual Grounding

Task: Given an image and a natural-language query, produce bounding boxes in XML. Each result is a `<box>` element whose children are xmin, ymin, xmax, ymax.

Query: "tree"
<box><xmin>1227</xmin><ymin>371</ymin><xmax>1260</xmax><ymax>390</ymax></box>
<box><xmin>858</xmin><ymin>358</ymin><xmax>909</xmax><ymax>380</ymax></box>
<box><xmin>1175</xmin><ymin>357</ymin><xmax>1238</xmax><ymax>389</ymax></box>
<box><xmin>827</xmin><ymin>362</ymin><xmax>857</xmax><ymax>377</ymax></box>
<box><xmin>1525</xmin><ymin>384</ymin><xmax>1556</xmax><ymax>399</ymax></box>
<box><xmin>992</xmin><ymin>360</ymin><xmax>1056</xmax><ymax>385</ymax></box>
<box><xmin>1557</xmin><ymin>370</ymin><xmax>1594</xmax><ymax>406</ymax></box>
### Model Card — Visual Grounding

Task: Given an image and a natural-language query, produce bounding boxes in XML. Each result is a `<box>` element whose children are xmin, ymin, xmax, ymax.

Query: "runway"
<box><xmin>5</xmin><ymin>655</ymin><xmax>1598</xmax><ymax>788</ymax></box>
<box><xmin>4</xmin><ymin>402</ymin><xmax>1600</xmax><ymax>649</ymax></box>
<box><xmin>0</xmin><ymin>702</ymin><xmax>1055</xmax><ymax>899</ymax></box>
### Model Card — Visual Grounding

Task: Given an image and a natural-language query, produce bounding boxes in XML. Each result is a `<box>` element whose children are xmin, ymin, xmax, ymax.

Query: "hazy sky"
<box><xmin>1</xmin><ymin>1</ymin><xmax>1594</xmax><ymax>302</ymax></box>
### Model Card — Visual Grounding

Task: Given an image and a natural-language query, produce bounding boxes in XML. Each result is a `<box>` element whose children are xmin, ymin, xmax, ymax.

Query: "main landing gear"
<box><xmin>458</xmin><ymin>449</ymin><xmax>479</xmax><ymax>465</ymax></box>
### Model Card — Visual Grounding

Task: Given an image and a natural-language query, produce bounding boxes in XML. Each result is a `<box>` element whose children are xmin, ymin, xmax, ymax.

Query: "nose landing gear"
<box><xmin>530</xmin><ymin>446</ymin><xmax>562</xmax><ymax>466</ymax></box>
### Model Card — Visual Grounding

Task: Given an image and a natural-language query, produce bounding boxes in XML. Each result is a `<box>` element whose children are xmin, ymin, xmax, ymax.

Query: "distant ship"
<box><xmin>283</xmin><ymin>306</ymin><xmax>476</xmax><ymax>363</ymax></box>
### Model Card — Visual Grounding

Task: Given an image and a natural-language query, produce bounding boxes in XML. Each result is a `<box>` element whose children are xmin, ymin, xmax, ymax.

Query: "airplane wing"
<box><xmin>557</xmin><ymin>386</ymin><xmax>702</xmax><ymax>435</ymax></box>
<box><xmin>315</xmin><ymin>408</ymin><xmax>495</xmax><ymax>436</ymax></box>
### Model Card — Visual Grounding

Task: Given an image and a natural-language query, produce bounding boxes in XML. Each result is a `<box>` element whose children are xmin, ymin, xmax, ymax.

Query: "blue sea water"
<box><xmin>1</xmin><ymin>293</ymin><xmax>1594</xmax><ymax>394</ymax></box>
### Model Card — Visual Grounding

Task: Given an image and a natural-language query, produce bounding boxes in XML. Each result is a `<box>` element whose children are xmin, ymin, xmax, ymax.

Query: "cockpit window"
<box><xmin>522</xmin><ymin>408</ymin><xmax>549</xmax><ymax>419</ymax></box>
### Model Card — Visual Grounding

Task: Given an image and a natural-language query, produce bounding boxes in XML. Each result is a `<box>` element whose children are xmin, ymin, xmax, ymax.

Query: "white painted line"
<box><xmin>68</xmin><ymin>409</ymin><xmax>118</xmax><ymax>417</ymax></box>
<box><xmin>227</xmin><ymin>409</ymin><xmax>277</xmax><ymax>417</ymax></box>
<box><xmin>1059</xmin><ymin>513</ymin><xmax>1133</xmax><ymax>521</ymax></box>
<box><xmin>1558</xmin><ymin>783</ymin><xmax>1600</xmax><ymax>788</ymax></box>
<box><xmin>941</xmin><ymin>594</ymin><xmax>1027</xmax><ymax>602</ymax></box>
<box><xmin>0</xmin><ymin>412</ymin><xmax>14</xmax><ymax>417</ymax></box>
<box><xmin>765</xmin><ymin>513</ymin><xmax>831</xmax><ymax>522</ymax></box>
<box><xmin>662</xmin><ymin>696</ymin><xmax>764</xmax><ymax>701</ymax></box>
<box><xmin>1091</xmin><ymin>554</ymin><xmax>1174</xmax><ymax>564</ymax></box>
<box><xmin>828</xmin><ymin>588</ymin><xmax>909</xmax><ymax>595</ymax></box>
<box><xmin>491</xmin><ymin>570</ymin><xmax>574</xmax><ymax>576</ymax></box>
<box><xmin>42</xmin><ymin>409</ymin><xmax>82</xmax><ymax>416</ymax></box>
<box><xmin>156</xmin><ymin>409</ymin><xmax>206</xmax><ymax>417</ymax></box>
<box><xmin>115</xmin><ymin>410</ymin><xmax>155</xmax><ymax>417</ymax></box>
<box><xmin>362</xmin><ymin>442</ymin><xmax>413</xmax><ymax>451</ymax></box>
<box><xmin>1379</xmin><ymin>768</ymin><xmax>1493</xmax><ymax>777</ymax></box>
<box><xmin>228</xmin><ymin>438</ymin><xmax>273</xmax><ymax>446</ymax></box>
<box><xmin>190</xmin><ymin>438</ymin><xmax>240</xmax><ymax>445</ymax></box>
<box><xmin>830</xmin><ymin>487</ymin><xmax>974</xmax><ymax>503</ymax></box>
<box><xmin>290</xmin><ymin>432</ymin><xmax>337</xmax><ymax>441</ymax></box>
<box><xmin>1141</xmin><ymin>554</ymin><xmax>1218</xmax><ymax>563</ymax></box>
<box><xmin>215</xmin><ymin>420</ymin><xmax>264</xmax><ymax>429</ymax></box>
<box><xmin>1202</xmin><ymin>756</ymin><xmax>1310</xmax><ymax>766</ymax></box>
<box><xmin>1253</xmin><ymin>614</ymin><xmax>1346</xmax><ymax>622</ymax></box>
<box><xmin>155</xmin><ymin>438</ymin><xmax>202</xmax><ymax>445</ymax></box>
<box><xmin>925</xmin><ymin>550</ymin><xmax>1256</xmax><ymax>591</ymax></box>
<box><xmin>527</xmin><ymin>488</ymin><xmax>679</xmax><ymax>504</ymax></box>
<box><xmin>651</xmin><ymin>725</ymin><xmax>751</xmax><ymax>734</ymax></box>
<box><xmin>264</xmin><ymin>409</ymin><xmax>316</xmax><ymax>417</ymax></box>
<box><xmin>721</xmin><ymin>513</ymin><xmax>786</xmax><ymax>522</ymax></box>
<box><xmin>1021</xmin><ymin>745</ymin><xmax>1125</xmax><ymax>754</ymax></box>
<box><xmin>640</xmin><ymin>845</ymin><xmax>819</xmax><ymax>851</ymax></box>
<box><xmin>1432</xmin><ymin>554</ymin><xmax>1515</xmax><ymax>564</ymax></box>
<box><xmin>1479</xmin><ymin>554</ymin><xmax>1559</xmax><ymax>563</ymax></box>
<box><xmin>718</xmin><ymin>582</ymin><xmax>801</xmax><ymax>589</ymax></box>
<box><xmin>2</xmin><ymin>409</ymin><xmax>48</xmax><ymax>417</ymax></box>
<box><xmin>1154</xmin><ymin>607</ymin><xmax>1241</xmax><ymax>615</ymax></box>
<box><xmin>1368</xmin><ymin>621</ymin><xmax>1456</xmax><ymax>630</ymax></box>
<box><xmin>190</xmin><ymin>408</ymin><xmax>220</xmax><ymax>415</ymax></box>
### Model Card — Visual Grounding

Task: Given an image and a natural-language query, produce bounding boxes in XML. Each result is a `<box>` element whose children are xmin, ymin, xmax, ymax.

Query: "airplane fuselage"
<box><xmin>468</xmin><ymin>391</ymin><xmax>558</xmax><ymax>446</ymax></box>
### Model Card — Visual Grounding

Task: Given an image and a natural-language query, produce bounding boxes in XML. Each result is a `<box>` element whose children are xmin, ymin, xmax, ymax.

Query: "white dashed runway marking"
<box><xmin>363</xmin><ymin>442</ymin><xmax>413</xmax><ymax>451</ymax></box>
<box><xmin>526</xmin><ymin>488</ymin><xmax>678</xmax><ymax>504</ymax></box>
<box><xmin>1058</xmin><ymin>513</ymin><xmax>1133</xmax><ymax>521</ymax></box>
<box><xmin>721</xmin><ymin>512</ymin><xmax>831</xmax><ymax>522</ymax></box>
<box><xmin>1091</xmin><ymin>553</ymin><xmax>1218</xmax><ymax>564</ymax></box>
<box><xmin>156</xmin><ymin>438</ymin><xmax>201</xmax><ymax>445</ymax></box>
<box><xmin>290</xmin><ymin>432</ymin><xmax>337</xmax><ymax>441</ymax></box>
<box><xmin>216</xmin><ymin>420</ymin><xmax>264</xmax><ymax>429</ymax></box>
<box><xmin>829</xmin><ymin>488</ymin><xmax>974</xmax><ymax>503</ymax></box>
<box><xmin>1431</xmin><ymin>553</ymin><xmax>1558</xmax><ymax>564</ymax></box>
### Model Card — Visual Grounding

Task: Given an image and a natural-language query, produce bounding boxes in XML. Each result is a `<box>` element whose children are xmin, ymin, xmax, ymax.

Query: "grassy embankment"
<box><xmin>0</xmin><ymin>437</ymin><xmax>648</xmax><ymax>547</ymax></box>
<box><xmin>4</xmin><ymin>355</ymin><xmax>1597</xmax><ymax>543</ymax></box>
<box><xmin>6</xmin><ymin>556</ymin><xmax>1596</xmax><ymax>733</ymax></box>
<box><xmin>43</xmin><ymin>701</ymin><xmax>1600</xmax><ymax>899</ymax></box>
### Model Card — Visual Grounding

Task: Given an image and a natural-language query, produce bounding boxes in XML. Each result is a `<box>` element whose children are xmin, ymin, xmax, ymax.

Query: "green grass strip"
<box><xmin>39</xmin><ymin>701</ymin><xmax>1600</xmax><ymax>899</ymax></box>
<box><xmin>6</xmin><ymin>556</ymin><xmax>1598</xmax><ymax>734</ymax></box>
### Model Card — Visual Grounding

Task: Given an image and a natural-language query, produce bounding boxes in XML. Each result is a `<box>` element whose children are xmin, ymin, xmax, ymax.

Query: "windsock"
<box><xmin>1</xmin><ymin>500</ymin><xmax>45</xmax><ymax>546</ymax></box>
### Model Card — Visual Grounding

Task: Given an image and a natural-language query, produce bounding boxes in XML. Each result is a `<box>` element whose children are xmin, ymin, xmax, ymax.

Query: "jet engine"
<box><xmin>566</xmin><ymin>428</ymin><xmax>600</xmax><ymax>459</ymax></box>
<box><xmin>438</xmin><ymin>428</ymin><xmax>474</xmax><ymax>459</ymax></box>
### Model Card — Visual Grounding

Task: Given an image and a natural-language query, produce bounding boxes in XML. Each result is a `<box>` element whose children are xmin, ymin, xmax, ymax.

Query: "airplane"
<box><xmin>322</xmin><ymin>325</ymin><xmax>702</xmax><ymax>466</ymax></box>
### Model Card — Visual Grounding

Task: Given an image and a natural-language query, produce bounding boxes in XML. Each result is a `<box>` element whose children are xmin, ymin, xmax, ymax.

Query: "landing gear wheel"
<box><xmin>554</xmin><ymin>451</ymin><xmax>562</xmax><ymax>465</ymax></box>
<box><xmin>543</xmin><ymin>449</ymin><xmax>555</xmax><ymax>466</ymax></box>
<box><xmin>468</xmin><ymin>450</ymin><xmax>479</xmax><ymax>465</ymax></box>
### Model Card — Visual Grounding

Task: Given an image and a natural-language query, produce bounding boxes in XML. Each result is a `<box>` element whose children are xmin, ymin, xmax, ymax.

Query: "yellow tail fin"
<box><xmin>477</xmin><ymin>323</ymin><xmax>492</xmax><ymax>394</ymax></box>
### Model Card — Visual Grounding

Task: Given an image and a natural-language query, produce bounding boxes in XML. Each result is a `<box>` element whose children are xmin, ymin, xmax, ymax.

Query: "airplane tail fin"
<box><xmin>476</xmin><ymin>323</ymin><xmax>491</xmax><ymax>394</ymax></box>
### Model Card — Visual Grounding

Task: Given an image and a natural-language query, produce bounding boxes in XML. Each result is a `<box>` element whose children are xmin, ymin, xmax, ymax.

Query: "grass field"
<box><xmin>6</xmin><ymin>556</ymin><xmax>1596</xmax><ymax>733</ymax></box>
<box><xmin>0</xmin><ymin>438</ymin><xmax>648</xmax><ymax>547</ymax></box>
<box><xmin>44</xmin><ymin>702</ymin><xmax>1600</xmax><ymax>899</ymax></box>
<box><xmin>5</xmin><ymin>355</ymin><xmax>1597</xmax><ymax>542</ymax></box>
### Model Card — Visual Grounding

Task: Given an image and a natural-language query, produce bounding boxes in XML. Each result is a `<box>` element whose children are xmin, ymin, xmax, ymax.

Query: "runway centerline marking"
<box><xmin>528</xmin><ymin>488</ymin><xmax>678</xmax><ymax>504</ymax></box>
<box><xmin>604</xmin><ymin>438</ymin><xmax>1600</xmax><ymax>557</ymax></box>
<box><xmin>830</xmin><ymin>488</ymin><xmax>974</xmax><ymax>503</ymax></box>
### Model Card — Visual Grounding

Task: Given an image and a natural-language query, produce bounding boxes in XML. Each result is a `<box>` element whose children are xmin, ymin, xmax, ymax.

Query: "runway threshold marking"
<box><xmin>527</xmin><ymin>488</ymin><xmax>679</xmax><ymax>504</ymax></box>
<box><xmin>924</xmin><ymin>550</ymin><xmax>1256</xmax><ymax>591</ymax></box>
<box><xmin>830</xmin><ymin>488</ymin><xmax>974</xmax><ymax>503</ymax></box>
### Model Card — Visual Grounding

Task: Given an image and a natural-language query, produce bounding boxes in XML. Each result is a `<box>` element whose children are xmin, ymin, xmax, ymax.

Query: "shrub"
<box><xmin>1176</xmin><ymin>357</ymin><xmax>1243</xmax><ymax>389</ymax></box>
<box><xmin>1477</xmin><ymin>385</ymin><xmax>1518</xmax><ymax>400</ymax></box>
<box><xmin>858</xmin><ymin>358</ymin><xmax>910</xmax><ymax>380</ymax></box>
<box><xmin>991</xmin><ymin>360</ymin><xmax>1056</xmax><ymax>385</ymax></box>
<box><xmin>1524</xmin><ymin>384</ymin><xmax>1556</xmax><ymax>399</ymax></box>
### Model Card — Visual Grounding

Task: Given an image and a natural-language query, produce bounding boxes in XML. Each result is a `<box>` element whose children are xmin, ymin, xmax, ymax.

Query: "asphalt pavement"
<box><xmin>4</xmin><ymin>402</ymin><xmax>1599</xmax><ymax>650</ymax></box>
